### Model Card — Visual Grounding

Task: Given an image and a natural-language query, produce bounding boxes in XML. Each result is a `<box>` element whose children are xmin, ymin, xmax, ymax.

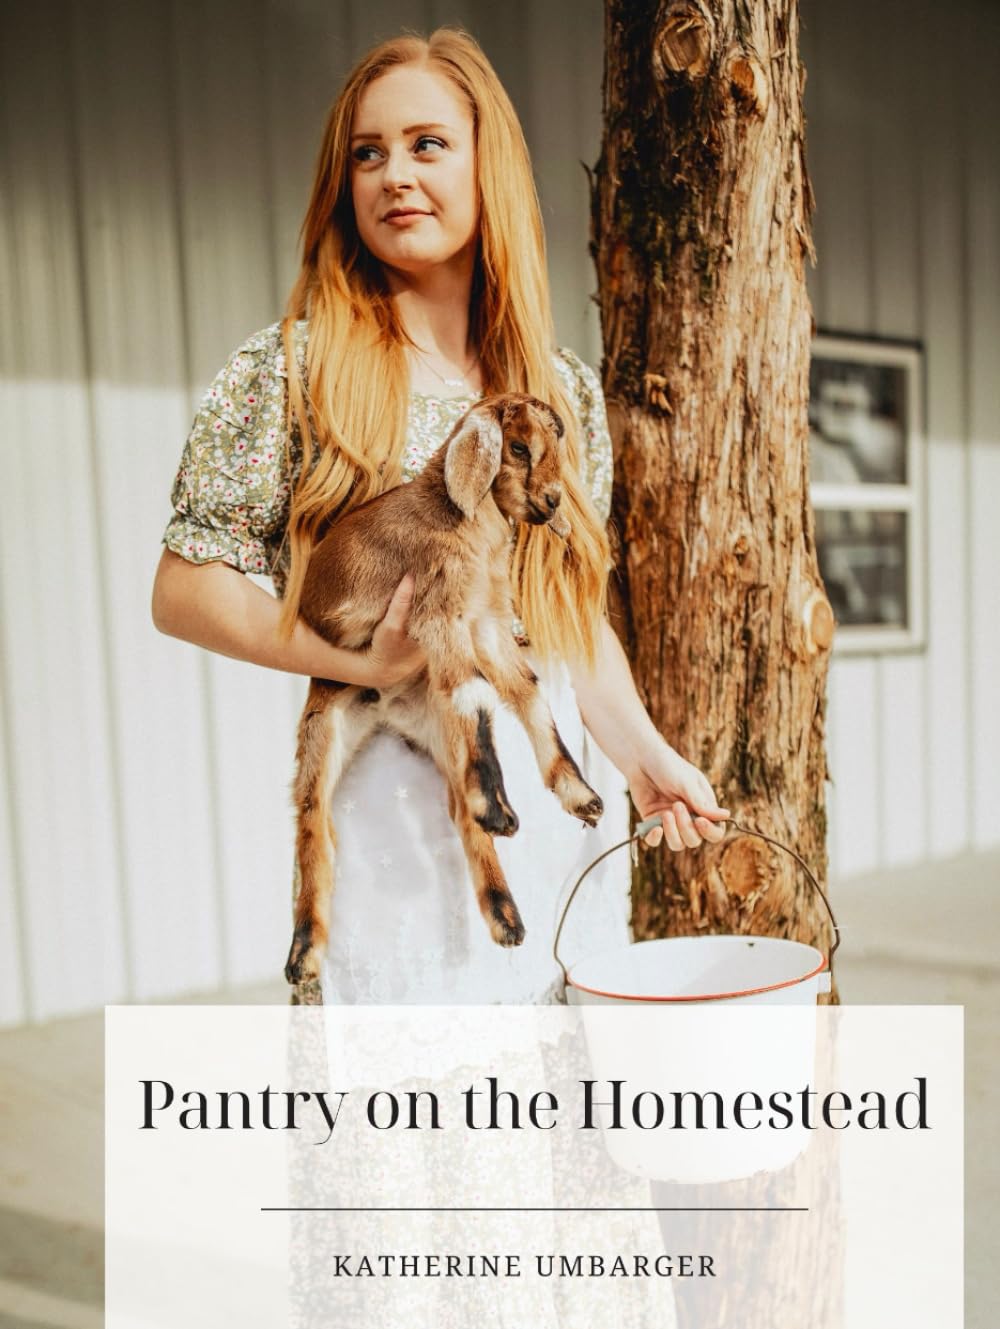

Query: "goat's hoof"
<box><xmin>475</xmin><ymin>798</ymin><xmax>520</xmax><ymax>837</ymax></box>
<box><xmin>489</xmin><ymin>910</ymin><xmax>526</xmax><ymax>947</ymax></box>
<box><xmin>560</xmin><ymin>781</ymin><xmax>603</xmax><ymax>826</ymax></box>
<box><xmin>572</xmin><ymin>792</ymin><xmax>604</xmax><ymax>827</ymax></box>
<box><xmin>553</xmin><ymin>768</ymin><xmax>605</xmax><ymax>825</ymax></box>
<box><xmin>285</xmin><ymin>924</ymin><xmax>322</xmax><ymax>985</ymax></box>
<box><xmin>485</xmin><ymin>888</ymin><xmax>525</xmax><ymax>946</ymax></box>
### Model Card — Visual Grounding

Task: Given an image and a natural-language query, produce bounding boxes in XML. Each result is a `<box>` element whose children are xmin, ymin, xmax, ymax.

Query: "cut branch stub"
<box><xmin>643</xmin><ymin>372</ymin><xmax>674</xmax><ymax>414</ymax></box>
<box><xmin>727</xmin><ymin>50</ymin><xmax>770</xmax><ymax>116</ymax></box>
<box><xmin>652</xmin><ymin>0</ymin><xmax>715</xmax><ymax>82</ymax></box>
<box><xmin>719</xmin><ymin>833</ymin><xmax>771</xmax><ymax>901</ymax></box>
<box><xmin>802</xmin><ymin>588</ymin><xmax>835</xmax><ymax>653</ymax></box>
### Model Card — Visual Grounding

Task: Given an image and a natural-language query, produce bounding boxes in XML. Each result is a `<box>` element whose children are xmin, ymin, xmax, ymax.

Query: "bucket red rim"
<box><xmin>566</xmin><ymin>938</ymin><xmax>829</xmax><ymax>1004</ymax></box>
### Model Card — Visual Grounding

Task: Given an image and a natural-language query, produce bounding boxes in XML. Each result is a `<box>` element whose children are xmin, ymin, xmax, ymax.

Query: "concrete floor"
<box><xmin>1</xmin><ymin>849</ymin><xmax>996</xmax><ymax>1327</ymax></box>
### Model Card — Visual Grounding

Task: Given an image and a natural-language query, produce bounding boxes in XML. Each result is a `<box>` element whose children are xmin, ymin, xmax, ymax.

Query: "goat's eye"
<box><xmin>509</xmin><ymin>441</ymin><xmax>530</xmax><ymax>460</ymax></box>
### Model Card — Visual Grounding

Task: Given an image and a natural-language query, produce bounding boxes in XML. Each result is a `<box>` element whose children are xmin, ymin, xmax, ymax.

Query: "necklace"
<box><xmin>410</xmin><ymin>343</ymin><xmax>480</xmax><ymax>393</ymax></box>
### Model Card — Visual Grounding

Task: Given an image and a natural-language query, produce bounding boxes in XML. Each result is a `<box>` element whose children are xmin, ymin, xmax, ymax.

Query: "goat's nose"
<box><xmin>544</xmin><ymin>489</ymin><xmax>561</xmax><ymax>512</ymax></box>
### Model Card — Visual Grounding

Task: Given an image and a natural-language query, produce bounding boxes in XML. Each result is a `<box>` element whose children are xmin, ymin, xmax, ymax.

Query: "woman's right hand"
<box><xmin>363</xmin><ymin>574</ymin><xmax>427</xmax><ymax>689</ymax></box>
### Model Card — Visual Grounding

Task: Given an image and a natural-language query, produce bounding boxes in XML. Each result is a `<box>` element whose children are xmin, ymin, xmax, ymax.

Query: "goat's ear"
<box><xmin>543</xmin><ymin>404</ymin><xmax>565</xmax><ymax>439</ymax></box>
<box><xmin>443</xmin><ymin>409</ymin><xmax>503</xmax><ymax>518</ymax></box>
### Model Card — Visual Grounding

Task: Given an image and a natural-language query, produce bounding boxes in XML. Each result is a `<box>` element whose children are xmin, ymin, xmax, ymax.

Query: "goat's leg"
<box><xmin>379</xmin><ymin>690</ymin><xmax>524</xmax><ymax>945</ymax></box>
<box><xmin>472</xmin><ymin>629</ymin><xmax>603</xmax><ymax>827</ymax></box>
<box><xmin>424</xmin><ymin>639</ymin><xmax>519</xmax><ymax>837</ymax></box>
<box><xmin>446</xmin><ymin>782</ymin><xmax>526</xmax><ymax>947</ymax></box>
<box><xmin>286</xmin><ymin>680</ymin><xmax>378</xmax><ymax>984</ymax></box>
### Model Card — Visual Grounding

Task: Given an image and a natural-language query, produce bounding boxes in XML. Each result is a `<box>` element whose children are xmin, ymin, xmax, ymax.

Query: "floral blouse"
<box><xmin>162</xmin><ymin>320</ymin><xmax>613</xmax><ymax>593</ymax></box>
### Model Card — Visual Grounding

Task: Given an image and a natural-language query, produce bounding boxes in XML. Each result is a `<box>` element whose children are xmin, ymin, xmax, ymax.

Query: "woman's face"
<box><xmin>350</xmin><ymin>63</ymin><xmax>479</xmax><ymax>282</ymax></box>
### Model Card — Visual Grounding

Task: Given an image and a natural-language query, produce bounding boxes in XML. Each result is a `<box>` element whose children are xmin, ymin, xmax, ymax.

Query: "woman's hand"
<box><xmin>569</xmin><ymin>619</ymin><xmax>729</xmax><ymax>852</ymax></box>
<box><xmin>627</xmin><ymin>739</ymin><xmax>729</xmax><ymax>851</ymax></box>
<box><xmin>363</xmin><ymin>574</ymin><xmax>427</xmax><ymax>688</ymax></box>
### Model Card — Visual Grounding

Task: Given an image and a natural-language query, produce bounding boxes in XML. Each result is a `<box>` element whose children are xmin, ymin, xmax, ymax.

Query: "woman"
<box><xmin>151</xmin><ymin>28</ymin><xmax>727</xmax><ymax>1009</ymax></box>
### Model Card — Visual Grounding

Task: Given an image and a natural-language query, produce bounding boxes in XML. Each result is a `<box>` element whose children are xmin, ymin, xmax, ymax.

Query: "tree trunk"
<box><xmin>593</xmin><ymin>0</ymin><xmax>835</xmax><ymax>974</ymax></box>
<box><xmin>592</xmin><ymin>4</ymin><xmax>840</xmax><ymax>1325</ymax></box>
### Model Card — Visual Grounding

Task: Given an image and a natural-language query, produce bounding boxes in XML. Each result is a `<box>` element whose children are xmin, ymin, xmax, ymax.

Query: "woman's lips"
<box><xmin>383</xmin><ymin>210</ymin><xmax>430</xmax><ymax>226</ymax></box>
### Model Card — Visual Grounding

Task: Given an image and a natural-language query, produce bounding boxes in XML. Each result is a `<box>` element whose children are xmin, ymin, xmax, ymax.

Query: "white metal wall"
<box><xmin>0</xmin><ymin>0</ymin><xmax>996</xmax><ymax>1025</ymax></box>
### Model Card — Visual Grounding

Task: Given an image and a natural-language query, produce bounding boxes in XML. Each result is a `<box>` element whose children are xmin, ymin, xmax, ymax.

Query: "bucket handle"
<box><xmin>553</xmin><ymin>814</ymin><xmax>841</xmax><ymax>989</ymax></box>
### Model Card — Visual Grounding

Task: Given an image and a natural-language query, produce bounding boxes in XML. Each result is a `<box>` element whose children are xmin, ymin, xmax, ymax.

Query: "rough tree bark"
<box><xmin>593</xmin><ymin>0</ymin><xmax>835</xmax><ymax>972</ymax></box>
<box><xmin>592</xmin><ymin>5</ymin><xmax>840</xmax><ymax>1325</ymax></box>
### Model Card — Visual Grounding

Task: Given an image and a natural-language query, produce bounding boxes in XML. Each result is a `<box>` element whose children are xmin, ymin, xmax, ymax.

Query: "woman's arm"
<box><xmin>569</xmin><ymin>618</ymin><xmax>729</xmax><ymax>850</ymax></box>
<box><xmin>151</xmin><ymin>550</ymin><xmax>425</xmax><ymax>688</ymax></box>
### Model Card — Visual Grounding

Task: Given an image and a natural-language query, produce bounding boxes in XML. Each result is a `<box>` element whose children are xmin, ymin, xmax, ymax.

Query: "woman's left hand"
<box><xmin>628</xmin><ymin>740</ymin><xmax>730</xmax><ymax>851</ymax></box>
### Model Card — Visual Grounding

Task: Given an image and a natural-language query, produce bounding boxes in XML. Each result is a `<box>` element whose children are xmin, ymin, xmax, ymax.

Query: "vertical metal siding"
<box><xmin>2</xmin><ymin>4</ymin><xmax>127</xmax><ymax>1022</ymax></box>
<box><xmin>867</xmin><ymin>0</ymin><xmax>927</xmax><ymax>870</ymax></box>
<box><xmin>0</xmin><ymin>0</ymin><xmax>996</xmax><ymax>1025</ymax></box>
<box><xmin>964</xmin><ymin>3</ymin><xmax>1000</xmax><ymax>851</ymax></box>
<box><xmin>912</xmin><ymin>0</ymin><xmax>972</xmax><ymax>861</ymax></box>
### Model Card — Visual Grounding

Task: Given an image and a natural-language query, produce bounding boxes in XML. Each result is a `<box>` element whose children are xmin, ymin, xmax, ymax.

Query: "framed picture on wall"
<box><xmin>809</xmin><ymin>333</ymin><xmax>926</xmax><ymax>654</ymax></box>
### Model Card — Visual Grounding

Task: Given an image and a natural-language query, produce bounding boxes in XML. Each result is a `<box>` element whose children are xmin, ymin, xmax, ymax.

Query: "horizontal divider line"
<box><xmin>262</xmin><ymin>1206</ymin><xmax>809</xmax><ymax>1213</ymax></box>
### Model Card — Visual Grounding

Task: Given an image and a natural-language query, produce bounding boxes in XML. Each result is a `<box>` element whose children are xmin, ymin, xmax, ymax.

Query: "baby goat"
<box><xmin>285</xmin><ymin>394</ymin><xmax>604</xmax><ymax>985</ymax></box>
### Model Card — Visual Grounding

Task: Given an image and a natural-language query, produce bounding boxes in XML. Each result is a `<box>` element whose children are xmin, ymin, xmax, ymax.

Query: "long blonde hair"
<box><xmin>279</xmin><ymin>27</ymin><xmax>609</xmax><ymax>662</ymax></box>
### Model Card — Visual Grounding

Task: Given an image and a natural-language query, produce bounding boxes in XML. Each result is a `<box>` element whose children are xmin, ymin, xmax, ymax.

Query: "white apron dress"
<box><xmin>319</xmin><ymin>656</ymin><xmax>632</xmax><ymax>1003</ymax></box>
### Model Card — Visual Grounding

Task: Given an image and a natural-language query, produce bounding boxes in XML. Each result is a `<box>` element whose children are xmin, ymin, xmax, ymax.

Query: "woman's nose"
<box><xmin>382</xmin><ymin>145</ymin><xmax>416</xmax><ymax>191</ymax></box>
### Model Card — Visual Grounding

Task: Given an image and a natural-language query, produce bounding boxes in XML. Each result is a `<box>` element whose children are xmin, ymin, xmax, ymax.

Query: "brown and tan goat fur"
<box><xmin>285</xmin><ymin>395</ymin><xmax>604</xmax><ymax>985</ymax></box>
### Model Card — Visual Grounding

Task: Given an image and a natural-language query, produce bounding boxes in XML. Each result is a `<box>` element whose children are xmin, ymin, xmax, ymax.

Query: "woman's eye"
<box><xmin>413</xmin><ymin>135</ymin><xmax>446</xmax><ymax>154</ymax></box>
<box><xmin>509</xmin><ymin>441</ymin><xmax>530</xmax><ymax>460</ymax></box>
<box><xmin>352</xmin><ymin>144</ymin><xmax>382</xmax><ymax>164</ymax></box>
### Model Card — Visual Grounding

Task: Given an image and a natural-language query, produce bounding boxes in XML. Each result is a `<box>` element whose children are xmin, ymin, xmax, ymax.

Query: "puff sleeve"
<box><xmin>162</xmin><ymin>323</ymin><xmax>296</xmax><ymax>584</ymax></box>
<box><xmin>554</xmin><ymin>347</ymin><xmax>614</xmax><ymax>524</ymax></box>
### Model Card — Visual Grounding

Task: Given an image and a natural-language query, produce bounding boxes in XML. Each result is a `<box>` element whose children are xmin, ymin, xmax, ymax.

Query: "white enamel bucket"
<box><xmin>567</xmin><ymin>934</ymin><xmax>831</xmax><ymax>1007</ymax></box>
<box><xmin>556</xmin><ymin>815</ymin><xmax>838</xmax><ymax>1182</ymax></box>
